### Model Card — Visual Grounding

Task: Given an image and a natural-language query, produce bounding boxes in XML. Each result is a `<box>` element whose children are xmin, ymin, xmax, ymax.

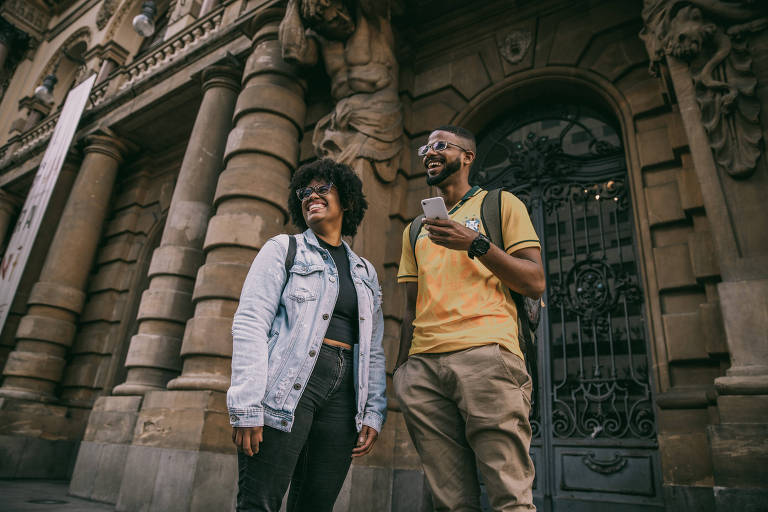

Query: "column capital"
<box><xmin>201</xmin><ymin>64</ymin><xmax>241</xmax><ymax>94</ymax></box>
<box><xmin>83</xmin><ymin>129</ymin><xmax>137</xmax><ymax>163</ymax></box>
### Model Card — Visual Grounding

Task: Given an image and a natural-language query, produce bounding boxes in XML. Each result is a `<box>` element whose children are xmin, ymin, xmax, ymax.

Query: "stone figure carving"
<box><xmin>279</xmin><ymin>0</ymin><xmax>403</xmax><ymax>182</ymax></box>
<box><xmin>499</xmin><ymin>30</ymin><xmax>532</xmax><ymax>65</ymax></box>
<box><xmin>640</xmin><ymin>0</ymin><xmax>768</xmax><ymax>178</ymax></box>
<box><xmin>96</xmin><ymin>0</ymin><xmax>120</xmax><ymax>30</ymax></box>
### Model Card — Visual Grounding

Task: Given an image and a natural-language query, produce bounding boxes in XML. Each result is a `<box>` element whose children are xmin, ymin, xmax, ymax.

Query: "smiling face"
<box><xmin>301</xmin><ymin>178</ymin><xmax>344</xmax><ymax>232</ymax></box>
<box><xmin>424</xmin><ymin>130</ymin><xmax>473</xmax><ymax>186</ymax></box>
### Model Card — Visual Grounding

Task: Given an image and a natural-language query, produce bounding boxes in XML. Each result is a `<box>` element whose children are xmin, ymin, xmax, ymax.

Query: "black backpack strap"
<box><xmin>482</xmin><ymin>189</ymin><xmax>538</xmax><ymax>386</ymax></box>
<box><xmin>284</xmin><ymin>234</ymin><xmax>296</xmax><ymax>274</ymax></box>
<box><xmin>409</xmin><ymin>214</ymin><xmax>426</xmax><ymax>265</ymax></box>
<box><xmin>279</xmin><ymin>234</ymin><xmax>296</xmax><ymax>297</ymax></box>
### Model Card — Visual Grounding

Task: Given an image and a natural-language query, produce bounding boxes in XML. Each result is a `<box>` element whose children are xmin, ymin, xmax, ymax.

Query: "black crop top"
<box><xmin>318</xmin><ymin>238</ymin><xmax>359</xmax><ymax>345</ymax></box>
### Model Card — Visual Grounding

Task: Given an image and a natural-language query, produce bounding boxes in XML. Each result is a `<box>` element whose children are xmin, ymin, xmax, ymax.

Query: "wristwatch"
<box><xmin>468</xmin><ymin>233</ymin><xmax>491</xmax><ymax>259</ymax></box>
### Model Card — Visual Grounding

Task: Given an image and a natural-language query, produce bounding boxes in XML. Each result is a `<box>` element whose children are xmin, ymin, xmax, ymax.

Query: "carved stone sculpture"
<box><xmin>640</xmin><ymin>0</ymin><xmax>768</xmax><ymax>178</ymax></box>
<box><xmin>279</xmin><ymin>0</ymin><xmax>403</xmax><ymax>182</ymax></box>
<box><xmin>96</xmin><ymin>0</ymin><xmax>120</xmax><ymax>30</ymax></box>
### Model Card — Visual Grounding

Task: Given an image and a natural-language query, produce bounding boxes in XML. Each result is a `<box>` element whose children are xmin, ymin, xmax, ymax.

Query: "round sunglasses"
<box><xmin>296</xmin><ymin>182</ymin><xmax>334</xmax><ymax>201</ymax></box>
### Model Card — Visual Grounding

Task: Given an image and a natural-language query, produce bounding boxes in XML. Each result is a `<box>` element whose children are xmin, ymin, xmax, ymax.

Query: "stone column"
<box><xmin>0</xmin><ymin>131</ymin><xmax>133</xmax><ymax>401</ymax></box>
<box><xmin>110</xmin><ymin>13</ymin><xmax>306</xmax><ymax>512</ymax></box>
<box><xmin>165</xmin><ymin>18</ymin><xmax>306</xmax><ymax>394</ymax></box>
<box><xmin>199</xmin><ymin>0</ymin><xmax>219</xmax><ymax>17</ymax></box>
<box><xmin>667</xmin><ymin>48</ymin><xmax>768</xmax><ymax>512</ymax></box>
<box><xmin>112</xmin><ymin>64</ymin><xmax>240</xmax><ymax>396</ymax></box>
<box><xmin>95</xmin><ymin>58</ymin><xmax>116</xmax><ymax>85</ymax></box>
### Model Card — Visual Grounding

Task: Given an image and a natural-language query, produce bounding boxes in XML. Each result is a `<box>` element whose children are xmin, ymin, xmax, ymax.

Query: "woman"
<box><xmin>227</xmin><ymin>159</ymin><xmax>387</xmax><ymax>512</ymax></box>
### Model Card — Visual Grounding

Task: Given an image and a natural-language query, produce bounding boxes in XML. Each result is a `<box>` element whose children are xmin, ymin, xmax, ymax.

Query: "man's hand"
<box><xmin>351</xmin><ymin>425</ymin><xmax>378</xmax><ymax>457</ymax></box>
<box><xmin>423</xmin><ymin>218</ymin><xmax>478</xmax><ymax>251</ymax></box>
<box><xmin>232</xmin><ymin>426</ymin><xmax>264</xmax><ymax>456</ymax></box>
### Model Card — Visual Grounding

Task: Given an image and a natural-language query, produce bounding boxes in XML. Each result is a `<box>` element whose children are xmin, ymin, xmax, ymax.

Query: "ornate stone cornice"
<box><xmin>640</xmin><ymin>0</ymin><xmax>768</xmax><ymax>179</ymax></box>
<box><xmin>0</xmin><ymin>0</ymin><xmax>50</xmax><ymax>43</ymax></box>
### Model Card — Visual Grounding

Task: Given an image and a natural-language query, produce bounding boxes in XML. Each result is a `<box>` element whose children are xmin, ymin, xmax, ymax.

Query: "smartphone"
<box><xmin>421</xmin><ymin>197</ymin><xmax>450</xmax><ymax>220</ymax></box>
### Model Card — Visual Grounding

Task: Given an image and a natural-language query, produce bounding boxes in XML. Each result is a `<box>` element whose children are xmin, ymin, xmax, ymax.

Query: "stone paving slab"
<box><xmin>0</xmin><ymin>479</ymin><xmax>113</xmax><ymax>511</ymax></box>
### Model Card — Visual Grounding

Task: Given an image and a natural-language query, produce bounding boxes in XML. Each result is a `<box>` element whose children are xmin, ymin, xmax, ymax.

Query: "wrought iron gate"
<box><xmin>472</xmin><ymin>105</ymin><xmax>664</xmax><ymax>511</ymax></box>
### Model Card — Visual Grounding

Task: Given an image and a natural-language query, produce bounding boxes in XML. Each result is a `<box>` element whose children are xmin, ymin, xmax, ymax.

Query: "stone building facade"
<box><xmin>0</xmin><ymin>1</ymin><xmax>766</xmax><ymax>511</ymax></box>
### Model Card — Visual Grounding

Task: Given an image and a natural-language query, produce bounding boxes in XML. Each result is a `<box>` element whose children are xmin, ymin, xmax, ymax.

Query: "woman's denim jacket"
<box><xmin>227</xmin><ymin>229</ymin><xmax>387</xmax><ymax>434</ymax></box>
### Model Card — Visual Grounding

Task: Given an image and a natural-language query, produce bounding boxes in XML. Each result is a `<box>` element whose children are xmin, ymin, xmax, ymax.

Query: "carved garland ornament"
<box><xmin>640</xmin><ymin>0</ymin><xmax>768</xmax><ymax>179</ymax></box>
<box><xmin>96</xmin><ymin>0</ymin><xmax>121</xmax><ymax>30</ymax></box>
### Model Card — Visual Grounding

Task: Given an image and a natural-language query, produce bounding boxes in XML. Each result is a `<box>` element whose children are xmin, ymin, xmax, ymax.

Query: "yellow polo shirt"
<box><xmin>397</xmin><ymin>187</ymin><xmax>540</xmax><ymax>360</ymax></box>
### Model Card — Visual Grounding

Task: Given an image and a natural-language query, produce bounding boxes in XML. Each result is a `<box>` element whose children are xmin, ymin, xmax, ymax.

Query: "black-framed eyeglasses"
<box><xmin>417</xmin><ymin>140</ymin><xmax>471</xmax><ymax>157</ymax></box>
<box><xmin>296</xmin><ymin>182</ymin><xmax>334</xmax><ymax>201</ymax></box>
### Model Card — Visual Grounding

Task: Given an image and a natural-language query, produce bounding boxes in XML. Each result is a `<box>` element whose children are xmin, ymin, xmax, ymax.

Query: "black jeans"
<box><xmin>236</xmin><ymin>343</ymin><xmax>357</xmax><ymax>512</ymax></box>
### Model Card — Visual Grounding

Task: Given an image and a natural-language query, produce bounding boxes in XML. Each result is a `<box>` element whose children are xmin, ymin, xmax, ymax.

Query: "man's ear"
<box><xmin>464</xmin><ymin>151</ymin><xmax>475</xmax><ymax>165</ymax></box>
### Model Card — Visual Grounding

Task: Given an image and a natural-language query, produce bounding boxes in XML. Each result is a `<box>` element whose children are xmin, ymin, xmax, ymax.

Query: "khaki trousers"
<box><xmin>394</xmin><ymin>344</ymin><xmax>536</xmax><ymax>511</ymax></box>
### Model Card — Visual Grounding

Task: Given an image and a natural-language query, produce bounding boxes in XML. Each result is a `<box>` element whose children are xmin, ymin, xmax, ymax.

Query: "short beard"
<box><xmin>426</xmin><ymin>158</ymin><xmax>461</xmax><ymax>186</ymax></box>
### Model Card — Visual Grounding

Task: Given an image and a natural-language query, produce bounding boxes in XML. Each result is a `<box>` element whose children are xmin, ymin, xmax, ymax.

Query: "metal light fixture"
<box><xmin>33</xmin><ymin>74</ymin><xmax>57</xmax><ymax>104</ymax></box>
<box><xmin>132</xmin><ymin>1</ymin><xmax>157</xmax><ymax>38</ymax></box>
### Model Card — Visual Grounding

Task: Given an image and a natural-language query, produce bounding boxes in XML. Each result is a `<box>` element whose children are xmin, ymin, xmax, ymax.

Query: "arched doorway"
<box><xmin>473</xmin><ymin>104</ymin><xmax>664</xmax><ymax>511</ymax></box>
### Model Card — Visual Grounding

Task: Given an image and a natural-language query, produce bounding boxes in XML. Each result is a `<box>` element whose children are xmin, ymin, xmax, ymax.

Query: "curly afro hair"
<box><xmin>288</xmin><ymin>159</ymin><xmax>368</xmax><ymax>237</ymax></box>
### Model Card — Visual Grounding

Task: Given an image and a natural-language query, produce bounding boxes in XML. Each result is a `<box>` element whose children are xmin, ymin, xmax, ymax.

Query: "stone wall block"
<box><xmin>663</xmin><ymin>312</ymin><xmax>707</xmax><ymax>361</ymax></box>
<box><xmin>653</xmin><ymin>244</ymin><xmax>697</xmax><ymax>290</ymax></box>
<box><xmin>717</xmin><ymin>279</ymin><xmax>768</xmax><ymax>370</ymax></box>
<box><xmin>708</xmin><ymin>424</ymin><xmax>768</xmax><ymax>488</ymax></box>
<box><xmin>413</xmin><ymin>61</ymin><xmax>452</xmax><ymax>97</ymax></box>
<box><xmin>716</xmin><ymin>395</ymin><xmax>768</xmax><ymax>424</ymax></box>
<box><xmin>677</xmin><ymin>163</ymin><xmax>704</xmax><ymax>211</ymax></box>
<box><xmin>192</xmin><ymin>263</ymin><xmax>249</xmax><ymax>302</ymax></box>
<box><xmin>409</xmin><ymin>89</ymin><xmax>467</xmax><ymax>135</ymax></box>
<box><xmin>223</xmin><ymin>119</ymin><xmax>299</xmax><ymax>168</ymax></box>
<box><xmin>98</xmin><ymin>234</ymin><xmax>144</xmax><ymax>265</ymax></box>
<box><xmin>214</xmin><ymin>164</ymin><xmax>291</xmax><ymax>212</ymax></box>
<box><xmin>637</xmin><ymin>126</ymin><xmax>676</xmax><ymax>169</ymax></box>
<box><xmin>188</xmin><ymin>452</ymin><xmax>237</xmax><ymax>511</ymax></box>
<box><xmin>88</xmin><ymin>261</ymin><xmax>135</xmax><ymax>293</ymax></box>
<box><xmin>619</xmin><ymin>69</ymin><xmax>666</xmax><ymax>115</ymax></box>
<box><xmin>124</xmin><ymin>334</ymin><xmax>182</xmax><ymax>370</ymax></box>
<box><xmin>27</xmin><ymin>281</ymin><xmax>86</xmax><ymax>314</ymax></box>
<box><xmin>2</xmin><ymin>350</ymin><xmax>65</xmax><ymax>382</ymax></box>
<box><xmin>15</xmin><ymin>315</ymin><xmax>76</xmax><ymax>346</ymax></box>
<box><xmin>180</xmin><ymin>317</ymin><xmax>233</xmax><ymax>358</ymax></box>
<box><xmin>658</xmin><ymin>431</ymin><xmax>714</xmax><ymax>486</ymax></box>
<box><xmin>203</xmin><ymin>210</ymin><xmax>284</xmax><ymax>252</ymax></box>
<box><xmin>70</xmin><ymin>324</ymin><xmax>113</xmax><ymax>355</ymax></box>
<box><xmin>148</xmin><ymin>245</ymin><xmax>204</xmax><ymax>279</ymax></box>
<box><xmin>645</xmin><ymin>181</ymin><xmax>686</xmax><ymax>226</ymax></box>
<box><xmin>699</xmin><ymin>302</ymin><xmax>728</xmax><ymax>355</ymax></box>
<box><xmin>136</xmin><ymin>289</ymin><xmax>193</xmax><ymax>323</ymax></box>
<box><xmin>449</xmin><ymin>53</ymin><xmax>491</xmax><ymax>100</ymax></box>
<box><xmin>233</xmin><ymin>85</ymin><xmax>306</xmax><ymax>131</ymax></box>
<box><xmin>687</xmin><ymin>232</ymin><xmax>720</xmax><ymax>279</ymax></box>
<box><xmin>199</xmin><ymin>410</ymin><xmax>235</xmax><ymax>453</ymax></box>
<box><xmin>60</xmin><ymin>354</ymin><xmax>104</xmax><ymax>388</ymax></box>
<box><xmin>587</xmin><ymin>36</ymin><xmax>647</xmax><ymax>82</ymax></box>
<box><xmin>80</xmin><ymin>290</ymin><xmax>126</xmax><ymax>323</ymax></box>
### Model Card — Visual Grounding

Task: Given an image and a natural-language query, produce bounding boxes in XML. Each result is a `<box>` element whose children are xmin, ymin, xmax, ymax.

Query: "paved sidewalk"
<box><xmin>0</xmin><ymin>480</ymin><xmax>112</xmax><ymax>511</ymax></box>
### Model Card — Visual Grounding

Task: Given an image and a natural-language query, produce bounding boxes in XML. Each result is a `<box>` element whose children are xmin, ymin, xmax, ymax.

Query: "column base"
<box><xmin>112</xmin><ymin>382</ymin><xmax>167</xmax><ymax>396</ymax></box>
<box><xmin>0</xmin><ymin>397</ymin><xmax>88</xmax><ymax>478</ymax></box>
<box><xmin>69</xmin><ymin>396</ymin><xmax>143</xmax><ymax>504</ymax></box>
<box><xmin>708</xmin><ymin>424</ymin><xmax>768</xmax><ymax>497</ymax></box>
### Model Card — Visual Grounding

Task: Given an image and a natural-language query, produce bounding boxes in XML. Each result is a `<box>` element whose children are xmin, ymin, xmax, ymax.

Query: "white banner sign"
<box><xmin>0</xmin><ymin>74</ymin><xmax>96</xmax><ymax>331</ymax></box>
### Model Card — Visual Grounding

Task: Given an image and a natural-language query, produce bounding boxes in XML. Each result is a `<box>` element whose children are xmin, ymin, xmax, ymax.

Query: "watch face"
<box><xmin>472</xmin><ymin>235</ymin><xmax>490</xmax><ymax>255</ymax></box>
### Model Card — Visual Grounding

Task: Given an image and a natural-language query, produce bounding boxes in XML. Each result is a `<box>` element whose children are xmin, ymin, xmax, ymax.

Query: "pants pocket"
<box><xmin>495</xmin><ymin>345</ymin><xmax>532</xmax><ymax>406</ymax></box>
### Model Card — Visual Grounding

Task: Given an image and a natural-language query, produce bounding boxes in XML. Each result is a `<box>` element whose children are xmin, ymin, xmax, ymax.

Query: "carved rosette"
<box><xmin>640</xmin><ymin>0</ymin><xmax>768</xmax><ymax>179</ymax></box>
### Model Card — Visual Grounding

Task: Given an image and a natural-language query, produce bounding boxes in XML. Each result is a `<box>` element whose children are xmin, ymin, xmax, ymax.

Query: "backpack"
<box><xmin>408</xmin><ymin>188</ymin><xmax>542</xmax><ymax>388</ymax></box>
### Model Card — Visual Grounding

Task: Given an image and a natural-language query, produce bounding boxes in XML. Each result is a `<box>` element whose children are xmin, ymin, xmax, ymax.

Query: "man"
<box><xmin>394</xmin><ymin>125</ymin><xmax>545</xmax><ymax>511</ymax></box>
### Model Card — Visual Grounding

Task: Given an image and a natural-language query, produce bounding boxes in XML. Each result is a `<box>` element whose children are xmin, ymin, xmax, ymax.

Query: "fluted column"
<box><xmin>113</xmin><ymin>64</ymin><xmax>241</xmax><ymax>396</ymax></box>
<box><xmin>0</xmin><ymin>131</ymin><xmax>133</xmax><ymax>401</ymax></box>
<box><xmin>166</xmin><ymin>15</ymin><xmax>306</xmax><ymax>391</ymax></box>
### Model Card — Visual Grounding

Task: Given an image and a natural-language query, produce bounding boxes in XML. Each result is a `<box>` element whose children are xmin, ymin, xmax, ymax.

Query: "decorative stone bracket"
<box><xmin>640</xmin><ymin>0</ymin><xmax>768</xmax><ymax>179</ymax></box>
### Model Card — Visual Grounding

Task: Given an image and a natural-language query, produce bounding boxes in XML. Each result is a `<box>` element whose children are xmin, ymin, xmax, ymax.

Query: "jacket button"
<box><xmin>309</xmin><ymin>350</ymin><xmax>316</xmax><ymax>357</ymax></box>
<box><xmin>323</xmin><ymin>314</ymin><xmax>329</xmax><ymax>320</ymax></box>
<box><xmin>293</xmin><ymin>383</ymin><xmax>301</xmax><ymax>390</ymax></box>
<box><xmin>281</xmin><ymin>420</ymin><xmax>288</xmax><ymax>427</ymax></box>
<box><xmin>360</xmin><ymin>316</ymin><xmax>365</xmax><ymax>321</ymax></box>
<box><xmin>329</xmin><ymin>276</ymin><xmax>336</xmax><ymax>283</ymax></box>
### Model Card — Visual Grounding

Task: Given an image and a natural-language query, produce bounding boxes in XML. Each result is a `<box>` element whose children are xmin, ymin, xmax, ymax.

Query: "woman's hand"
<box><xmin>232</xmin><ymin>426</ymin><xmax>264</xmax><ymax>456</ymax></box>
<box><xmin>351</xmin><ymin>425</ymin><xmax>378</xmax><ymax>457</ymax></box>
